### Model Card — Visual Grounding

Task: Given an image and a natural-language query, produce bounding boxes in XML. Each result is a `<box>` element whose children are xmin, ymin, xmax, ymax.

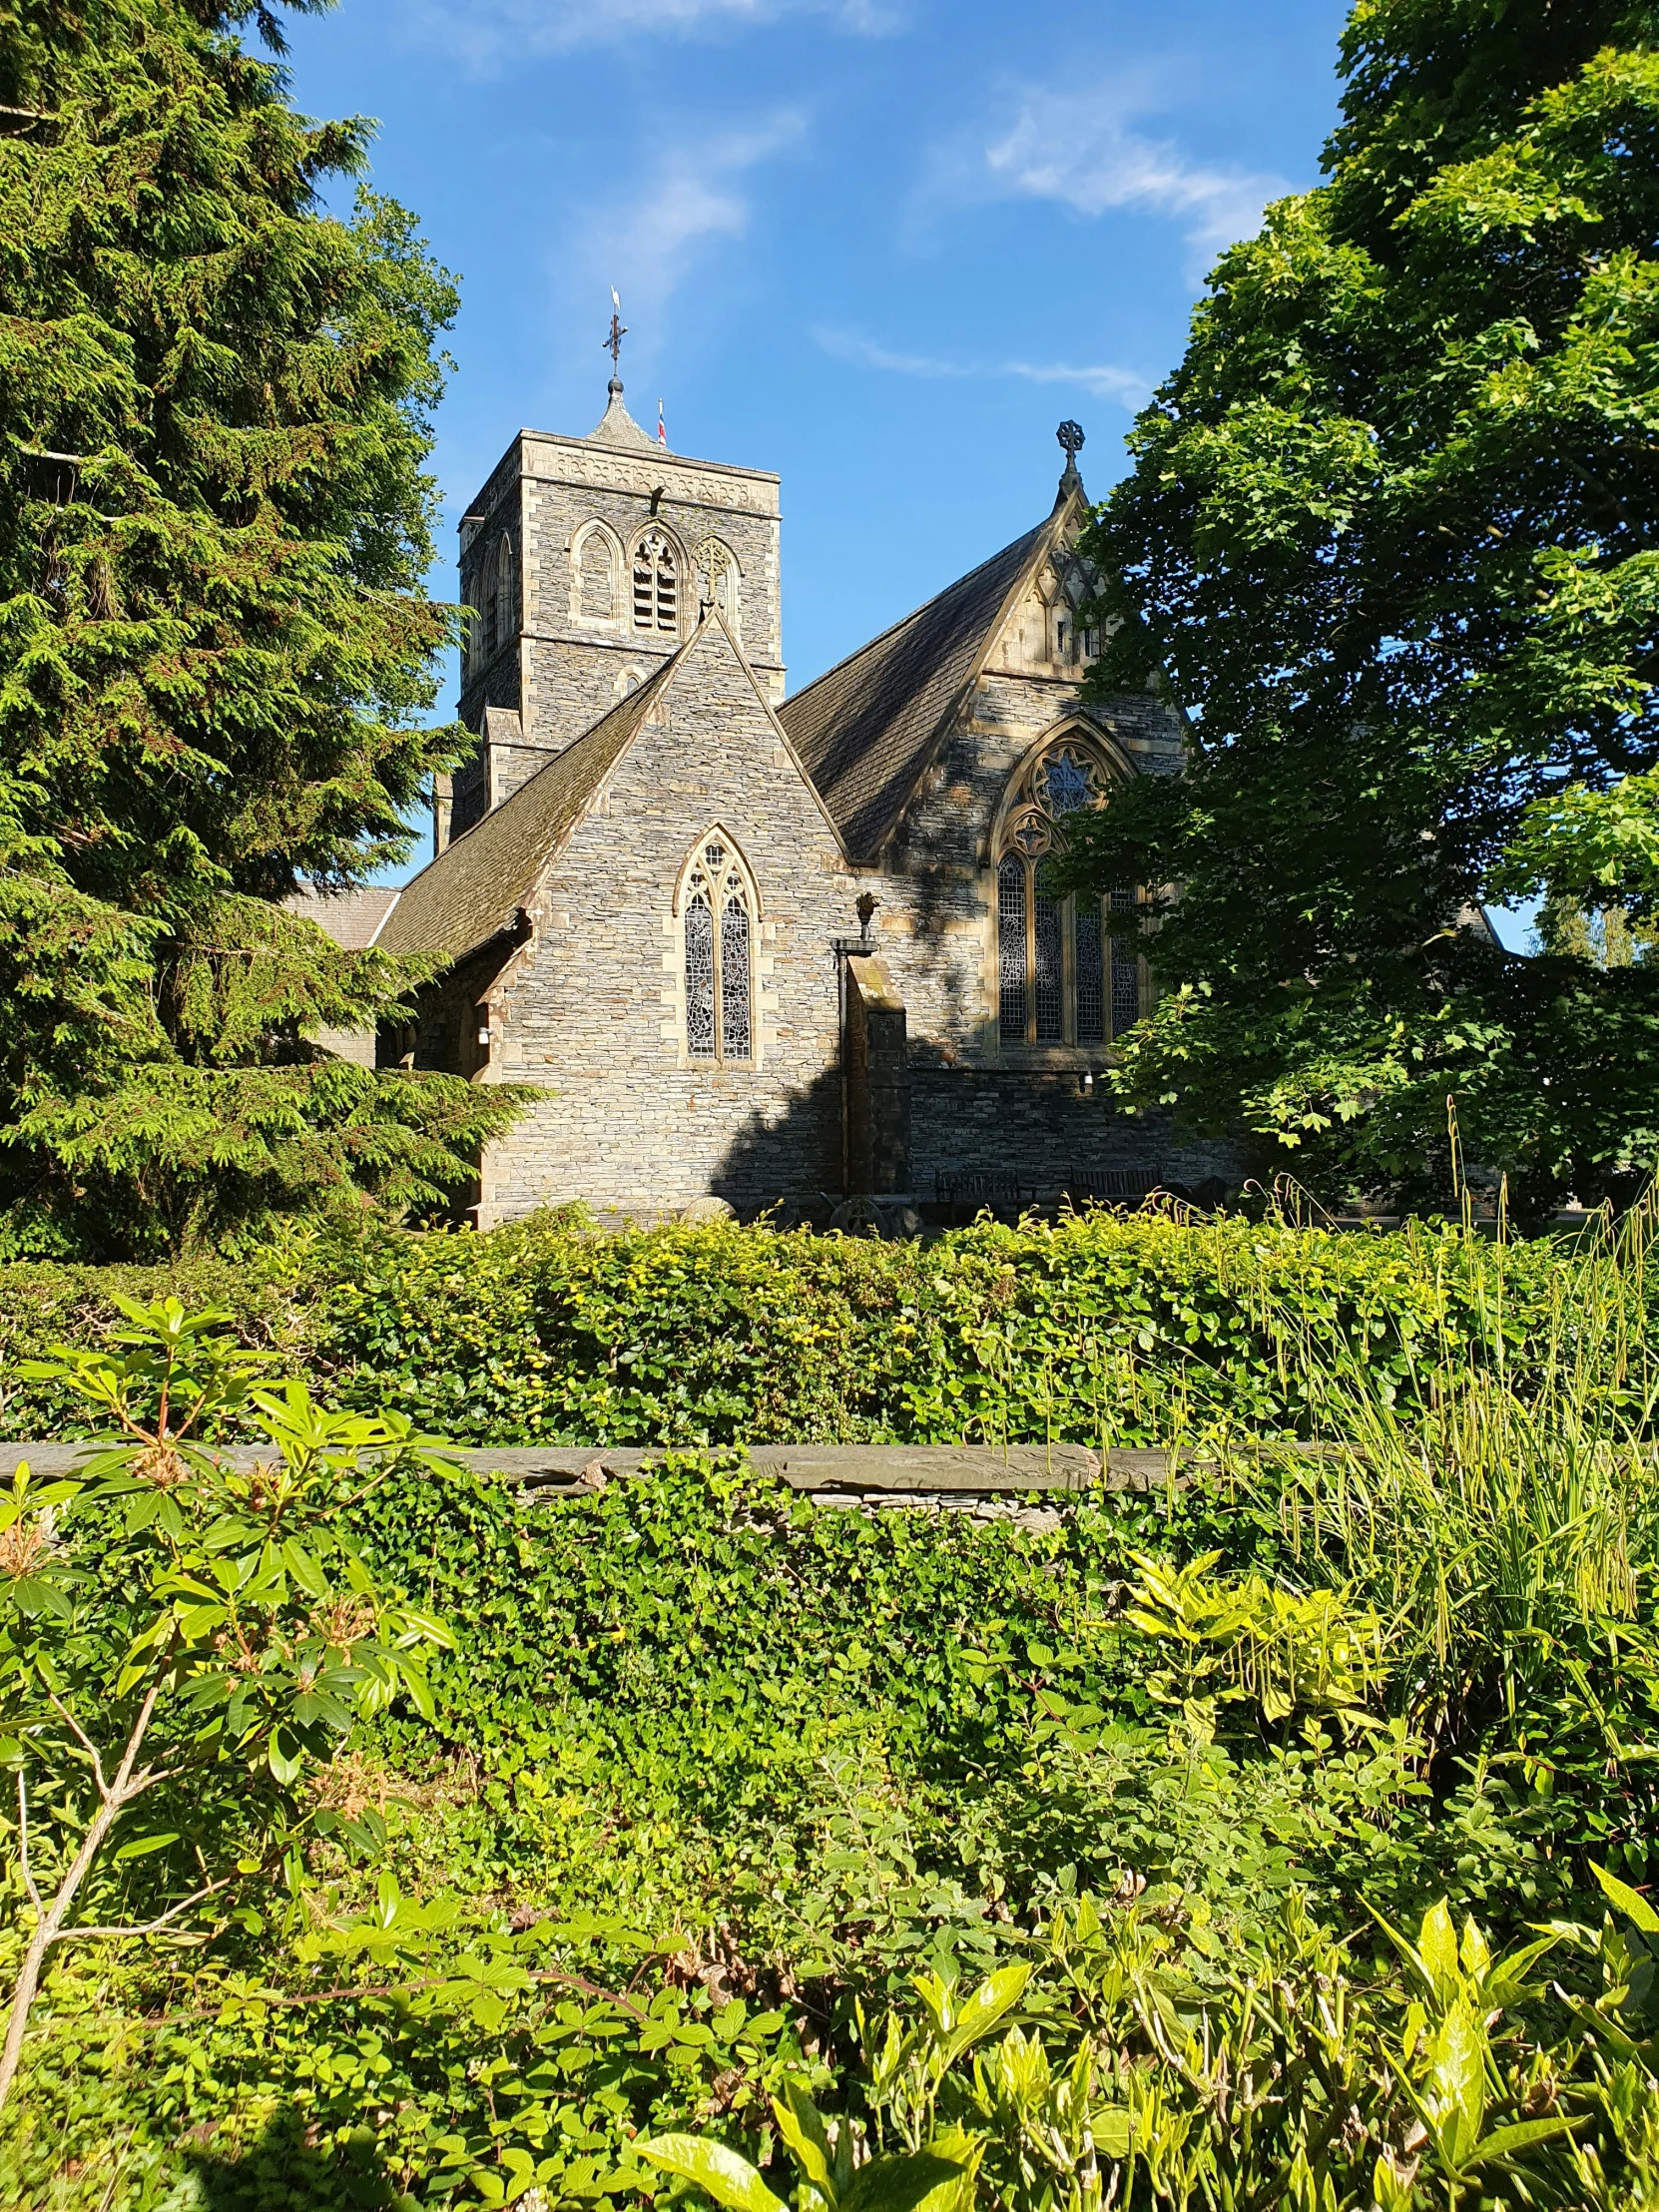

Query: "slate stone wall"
<box><xmin>471</xmin><ymin>624</ymin><xmax>855</xmax><ymax>1223</ymax></box>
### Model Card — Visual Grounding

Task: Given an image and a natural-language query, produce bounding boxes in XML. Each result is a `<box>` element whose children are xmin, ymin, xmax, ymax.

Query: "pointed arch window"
<box><xmin>995</xmin><ymin>740</ymin><xmax>1143</xmax><ymax>1049</ymax></box>
<box><xmin>683</xmin><ymin>835</ymin><xmax>755</xmax><ymax>1063</ymax></box>
<box><xmin>634</xmin><ymin>529</ymin><xmax>679</xmax><ymax>635</ymax></box>
<box><xmin>575</xmin><ymin>525</ymin><xmax>616</xmax><ymax>622</ymax></box>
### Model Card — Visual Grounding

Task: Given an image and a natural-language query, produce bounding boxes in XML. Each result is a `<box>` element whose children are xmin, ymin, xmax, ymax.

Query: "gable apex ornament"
<box><xmin>1056</xmin><ymin>419</ymin><xmax>1086</xmax><ymax>504</ymax></box>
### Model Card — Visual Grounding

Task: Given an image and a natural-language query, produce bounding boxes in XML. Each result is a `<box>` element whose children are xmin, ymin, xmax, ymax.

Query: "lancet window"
<box><xmin>633</xmin><ymin>529</ymin><xmax>679</xmax><ymax>635</ymax></box>
<box><xmin>995</xmin><ymin>740</ymin><xmax>1142</xmax><ymax>1049</ymax></box>
<box><xmin>575</xmin><ymin>526</ymin><xmax>616</xmax><ymax>621</ymax></box>
<box><xmin>682</xmin><ymin>834</ymin><xmax>755</xmax><ymax>1063</ymax></box>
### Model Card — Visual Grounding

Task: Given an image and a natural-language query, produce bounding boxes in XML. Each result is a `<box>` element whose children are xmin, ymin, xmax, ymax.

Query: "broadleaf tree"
<box><xmin>1058</xmin><ymin>0</ymin><xmax>1659</xmax><ymax>1222</ymax></box>
<box><xmin>0</xmin><ymin>0</ymin><xmax>524</xmax><ymax>1258</ymax></box>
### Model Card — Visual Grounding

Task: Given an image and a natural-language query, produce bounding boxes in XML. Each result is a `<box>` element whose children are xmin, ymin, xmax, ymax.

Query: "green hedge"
<box><xmin>0</xmin><ymin>1209</ymin><xmax>1604</xmax><ymax>1446</ymax></box>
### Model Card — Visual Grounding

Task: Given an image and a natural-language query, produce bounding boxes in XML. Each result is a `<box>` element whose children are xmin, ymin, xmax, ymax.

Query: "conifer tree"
<box><xmin>1061</xmin><ymin>0</ymin><xmax>1659</xmax><ymax>1220</ymax></box>
<box><xmin>0</xmin><ymin>0</ymin><xmax>522</xmax><ymax>1257</ymax></box>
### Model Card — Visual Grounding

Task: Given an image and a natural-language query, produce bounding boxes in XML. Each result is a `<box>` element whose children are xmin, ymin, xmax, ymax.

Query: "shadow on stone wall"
<box><xmin>710</xmin><ymin>1062</ymin><xmax>843</xmax><ymax>1222</ymax></box>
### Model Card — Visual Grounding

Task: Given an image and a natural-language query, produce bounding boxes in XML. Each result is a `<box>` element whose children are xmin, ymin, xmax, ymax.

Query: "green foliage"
<box><xmin>0</xmin><ymin>1295</ymin><xmax>451</xmax><ymax>2110</ymax></box>
<box><xmin>1</xmin><ymin>1206</ymin><xmax>1595</xmax><ymax>1447</ymax></box>
<box><xmin>2</xmin><ymin>1223</ymin><xmax>1659</xmax><ymax>2205</ymax></box>
<box><xmin>0</xmin><ymin>0</ymin><xmax>526</xmax><ymax>1258</ymax></box>
<box><xmin>1060</xmin><ymin>0</ymin><xmax>1659</xmax><ymax>1215</ymax></box>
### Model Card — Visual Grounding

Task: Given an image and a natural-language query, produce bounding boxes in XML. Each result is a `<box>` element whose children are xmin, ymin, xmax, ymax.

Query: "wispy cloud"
<box><xmin>587</xmin><ymin>114</ymin><xmax>806</xmax><ymax>320</ymax></box>
<box><xmin>816</xmin><ymin>327</ymin><xmax>1148</xmax><ymax>409</ymax></box>
<box><xmin>407</xmin><ymin>0</ymin><xmax>899</xmax><ymax>68</ymax></box>
<box><xmin>983</xmin><ymin>81</ymin><xmax>1286</xmax><ymax>269</ymax></box>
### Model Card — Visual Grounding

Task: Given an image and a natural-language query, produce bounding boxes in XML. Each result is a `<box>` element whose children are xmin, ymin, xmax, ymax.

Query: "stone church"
<box><xmin>311</xmin><ymin>372</ymin><xmax>1235</xmax><ymax>1227</ymax></box>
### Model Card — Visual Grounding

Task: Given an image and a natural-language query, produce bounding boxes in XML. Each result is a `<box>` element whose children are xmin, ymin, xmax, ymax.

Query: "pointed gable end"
<box><xmin>779</xmin><ymin>492</ymin><xmax>1086</xmax><ymax>864</ymax></box>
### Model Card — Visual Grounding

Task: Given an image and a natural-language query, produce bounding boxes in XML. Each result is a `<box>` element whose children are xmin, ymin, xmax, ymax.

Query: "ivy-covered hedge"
<box><xmin>0</xmin><ymin>1210</ymin><xmax>1603</xmax><ymax>1446</ymax></box>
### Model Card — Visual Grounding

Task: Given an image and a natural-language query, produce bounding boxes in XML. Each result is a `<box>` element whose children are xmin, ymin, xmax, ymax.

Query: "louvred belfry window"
<box><xmin>995</xmin><ymin>741</ymin><xmax>1143</xmax><ymax>1049</ymax></box>
<box><xmin>683</xmin><ymin>837</ymin><xmax>755</xmax><ymax>1063</ymax></box>
<box><xmin>634</xmin><ymin>529</ymin><xmax>679</xmax><ymax>634</ymax></box>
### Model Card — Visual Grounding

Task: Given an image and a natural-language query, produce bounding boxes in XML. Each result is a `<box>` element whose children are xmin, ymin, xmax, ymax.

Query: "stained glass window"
<box><xmin>1075</xmin><ymin>898</ymin><xmax>1105</xmax><ymax>1045</ymax></box>
<box><xmin>685</xmin><ymin>880</ymin><xmax>716</xmax><ymax>1059</ymax></box>
<box><xmin>683</xmin><ymin>834</ymin><xmax>754</xmax><ymax>1063</ymax></box>
<box><xmin>721</xmin><ymin>885</ymin><xmax>752</xmax><ymax>1060</ymax></box>
<box><xmin>996</xmin><ymin>738</ymin><xmax>1140</xmax><ymax>1049</ymax></box>
<box><xmin>998</xmin><ymin>856</ymin><xmax>1027</xmax><ymax>1038</ymax></box>
<box><xmin>1111</xmin><ymin>885</ymin><xmax>1140</xmax><ymax>1037</ymax></box>
<box><xmin>1034</xmin><ymin>889</ymin><xmax>1063</xmax><ymax>1041</ymax></box>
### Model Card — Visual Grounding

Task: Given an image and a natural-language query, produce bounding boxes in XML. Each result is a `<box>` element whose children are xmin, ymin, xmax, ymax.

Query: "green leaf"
<box><xmin>1466</xmin><ymin>2117</ymin><xmax>1581</xmax><ymax>2168</ymax></box>
<box><xmin>841</xmin><ymin>2153</ymin><xmax>964</xmax><ymax>2212</ymax></box>
<box><xmin>636</xmin><ymin>2136</ymin><xmax>788</xmax><ymax>2212</ymax></box>
<box><xmin>771</xmin><ymin>2080</ymin><xmax>833</xmax><ymax>2193</ymax></box>
<box><xmin>1592</xmin><ymin>1862</ymin><xmax>1659</xmax><ymax>1936</ymax></box>
<box><xmin>114</xmin><ymin>1830</ymin><xmax>180</xmax><ymax>1862</ymax></box>
<box><xmin>940</xmin><ymin>1963</ymin><xmax>1031</xmax><ymax>2064</ymax></box>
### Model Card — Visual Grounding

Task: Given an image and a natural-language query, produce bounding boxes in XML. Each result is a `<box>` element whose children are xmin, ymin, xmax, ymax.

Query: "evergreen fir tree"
<box><xmin>0</xmin><ymin>0</ymin><xmax>524</xmax><ymax>1256</ymax></box>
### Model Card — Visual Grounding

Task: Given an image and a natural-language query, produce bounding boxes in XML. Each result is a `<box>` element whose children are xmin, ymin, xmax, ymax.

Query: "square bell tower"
<box><xmin>438</xmin><ymin>375</ymin><xmax>784</xmax><ymax>850</ymax></box>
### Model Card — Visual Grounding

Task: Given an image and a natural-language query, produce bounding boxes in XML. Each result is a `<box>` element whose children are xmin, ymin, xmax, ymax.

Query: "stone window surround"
<box><xmin>669</xmin><ymin>823</ymin><xmax>767</xmax><ymax>1071</ymax></box>
<box><xmin>982</xmin><ymin>721</ymin><xmax>1145</xmax><ymax>1068</ymax></box>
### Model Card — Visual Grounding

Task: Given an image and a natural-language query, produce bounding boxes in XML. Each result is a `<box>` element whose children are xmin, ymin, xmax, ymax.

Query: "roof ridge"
<box><xmin>783</xmin><ymin>518</ymin><xmax>1048</xmax><ymax>713</ymax></box>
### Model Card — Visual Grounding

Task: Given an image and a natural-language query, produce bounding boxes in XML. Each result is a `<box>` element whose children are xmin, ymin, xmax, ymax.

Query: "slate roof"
<box><xmin>778</xmin><ymin>506</ymin><xmax>1064</xmax><ymax>861</ymax></box>
<box><xmin>286</xmin><ymin>885</ymin><xmax>400</xmax><ymax>950</ymax></box>
<box><xmin>378</xmin><ymin>658</ymin><xmax>677</xmax><ymax>964</ymax></box>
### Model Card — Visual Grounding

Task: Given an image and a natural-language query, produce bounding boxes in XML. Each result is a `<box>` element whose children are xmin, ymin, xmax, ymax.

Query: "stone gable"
<box><xmin>468</xmin><ymin>619</ymin><xmax>853</xmax><ymax>1222</ymax></box>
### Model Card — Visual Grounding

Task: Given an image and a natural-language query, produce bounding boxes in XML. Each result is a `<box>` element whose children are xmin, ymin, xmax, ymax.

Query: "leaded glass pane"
<box><xmin>998</xmin><ymin>856</ymin><xmax>1027</xmax><ymax>1041</ymax></box>
<box><xmin>1111</xmin><ymin>885</ymin><xmax>1140</xmax><ymax>1037</ymax></box>
<box><xmin>1037</xmin><ymin>748</ymin><xmax>1095</xmax><ymax>818</ymax></box>
<box><xmin>1034</xmin><ymin>890</ymin><xmax>1063</xmax><ymax>1041</ymax></box>
<box><xmin>1075</xmin><ymin>898</ymin><xmax>1105</xmax><ymax>1045</ymax></box>
<box><xmin>720</xmin><ymin>887</ymin><xmax>752</xmax><ymax>1061</ymax></box>
<box><xmin>685</xmin><ymin>884</ymin><xmax>716</xmax><ymax>1058</ymax></box>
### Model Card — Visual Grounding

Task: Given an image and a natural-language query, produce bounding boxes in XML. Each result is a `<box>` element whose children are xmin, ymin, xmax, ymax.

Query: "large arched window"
<box><xmin>681</xmin><ymin>833</ymin><xmax>755</xmax><ymax>1063</ymax></box>
<box><xmin>995</xmin><ymin>740</ymin><xmax>1141</xmax><ymax>1048</ymax></box>
<box><xmin>633</xmin><ymin>529</ymin><xmax>680</xmax><ymax>635</ymax></box>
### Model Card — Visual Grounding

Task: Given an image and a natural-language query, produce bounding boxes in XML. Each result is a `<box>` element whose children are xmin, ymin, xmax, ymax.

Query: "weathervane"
<box><xmin>605</xmin><ymin>286</ymin><xmax>627</xmax><ymax>374</ymax></box>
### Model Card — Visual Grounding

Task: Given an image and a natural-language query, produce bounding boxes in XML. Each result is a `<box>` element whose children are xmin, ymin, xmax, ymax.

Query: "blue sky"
<box><xmin>281</xmin><ymin>0</ymin><xmax>1545</xmax><ymax>943</ymax></box>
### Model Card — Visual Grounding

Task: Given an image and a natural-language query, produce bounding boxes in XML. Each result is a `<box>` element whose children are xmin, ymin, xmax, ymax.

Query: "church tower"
<box><xmin>438</xmin><ymin>361</ymin><xmax>784</xmax><ymax>850</ymax></box>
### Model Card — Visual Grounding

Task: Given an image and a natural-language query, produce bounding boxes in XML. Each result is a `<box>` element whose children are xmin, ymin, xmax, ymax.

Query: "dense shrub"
<box><xmin>0</xmin><ymin>1209</ymin><xmax>1605</xmax><ymax>1445</ymax></box>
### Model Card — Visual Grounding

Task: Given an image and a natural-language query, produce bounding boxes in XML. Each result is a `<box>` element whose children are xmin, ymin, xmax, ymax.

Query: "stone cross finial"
<box><xmin>1056</xmin><ymin>419</ymin><xmax>1086</xmax><ymax>503</ymax></box>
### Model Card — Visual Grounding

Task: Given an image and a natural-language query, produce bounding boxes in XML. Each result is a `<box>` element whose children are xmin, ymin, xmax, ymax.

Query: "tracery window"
<box><xmin>682</xmin><ymin>834</ymin><xmax>754</xmax><ymax>1063</ymax></box>
<box><xmin>633</xmin><ymin>529</ymin><xmax>679</xmax><ymax>635</ymax></box>
<box><xmin>995</xmin><ymin>740</ymin><xmax>1142</xmax><ymax>1049</ymax></box>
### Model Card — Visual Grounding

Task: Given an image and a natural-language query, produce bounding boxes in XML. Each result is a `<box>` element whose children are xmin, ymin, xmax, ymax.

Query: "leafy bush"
<box><xmin>0</xmin><ymin>1208</ymin><xmax>1618</xmax><ymax>1447</ymax></box>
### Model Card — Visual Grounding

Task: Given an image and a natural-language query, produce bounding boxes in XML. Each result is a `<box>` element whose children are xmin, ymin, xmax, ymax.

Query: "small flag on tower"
<box><xmin>657</xmin><ymin>399</ymin><xmax>667</xmax><ymax>448</ymax></box>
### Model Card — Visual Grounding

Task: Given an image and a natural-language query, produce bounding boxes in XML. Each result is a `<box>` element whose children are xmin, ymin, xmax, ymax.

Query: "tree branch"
<box><xmin>16</xmin><ymin>1773</ymin><xmax>41</xmax><ymax>1915</ymax></box>
<box><xmin>45</xmin><ymin>1693</ymin><xmax>108</xmax><ymax>1797</ymax></box>
<box><xmin>58</xmin><ymin>1877</ymin><xmax>234</xmax><ymax>1943</ymax></box>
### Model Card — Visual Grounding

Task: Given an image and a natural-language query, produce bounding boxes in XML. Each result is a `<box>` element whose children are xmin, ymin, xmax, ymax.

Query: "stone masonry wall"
<box><xmin>473</xmin><ymin>621</ymin><xmax>854</xmax><ymax>1223</ymax></box>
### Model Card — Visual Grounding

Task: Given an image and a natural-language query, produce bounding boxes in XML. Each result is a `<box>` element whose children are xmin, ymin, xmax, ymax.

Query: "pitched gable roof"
<box><xmin>378</xmin><ymin>658</ymin><xmax>677</xmax><ymax>964</ymax></box>
<box><xmin>778</xmin><ymin>500</ymin><xmax>1074</xmax><ymax>862</ymax></box>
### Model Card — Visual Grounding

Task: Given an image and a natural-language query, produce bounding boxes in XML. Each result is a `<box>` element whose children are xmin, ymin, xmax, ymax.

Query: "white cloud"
<box><xmin>587</xmin><ymin>114</ymin><xmax>805</xmax><ymax>319</ymax></box>
<box><xmin>406</xmin><ymin>0</ymin><xmax>899</xmax><ymax>67</ymax></box>
<box><xmin>814</xmin><ymin>327</ymin><xmax>1148</xmax><ymax>409</ymax></box>
<box><xmin>981</xmin><ymin>81</ymin><xmax>1285</xmax><ymax>271</ymax></box>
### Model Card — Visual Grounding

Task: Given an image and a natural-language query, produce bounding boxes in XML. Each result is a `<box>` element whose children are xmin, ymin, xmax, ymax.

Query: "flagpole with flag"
<box><xmin>657</xmin><ymin>399</ymin><xmax>667</xmax><ymax>448</ymax></box>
